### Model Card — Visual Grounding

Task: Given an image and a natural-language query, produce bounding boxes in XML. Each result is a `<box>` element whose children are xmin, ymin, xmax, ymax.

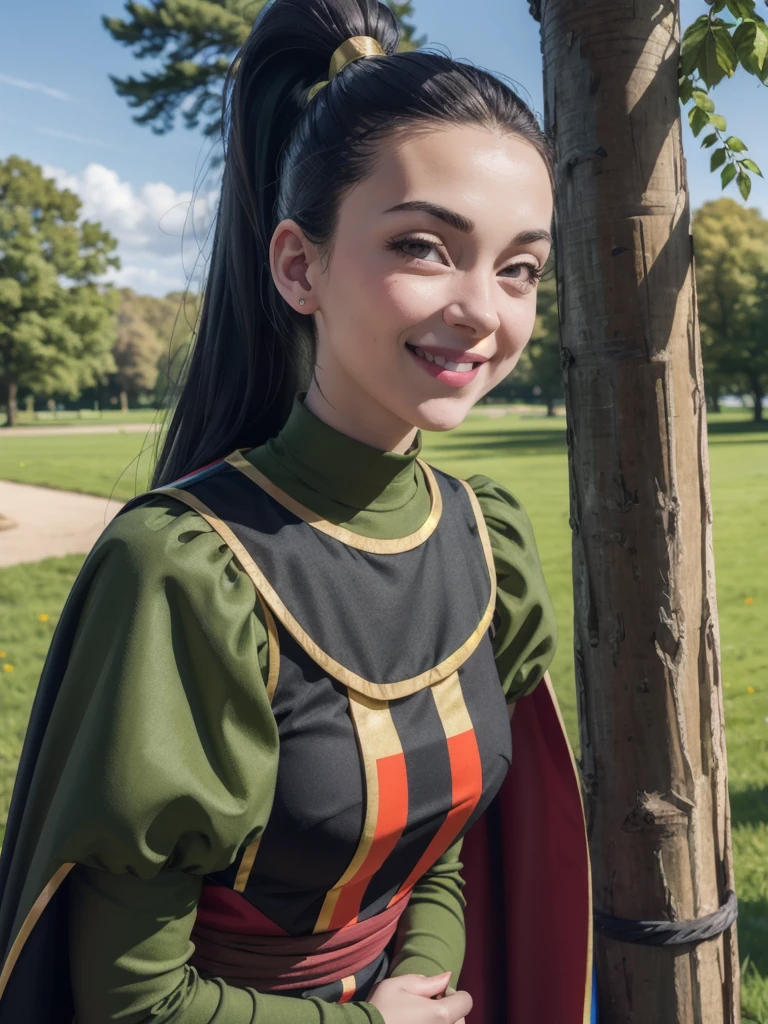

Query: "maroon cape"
<box><xmin>460</xmin><ymin>674</ymin><xmax>594</xmax><ymax>1024</ymax></box>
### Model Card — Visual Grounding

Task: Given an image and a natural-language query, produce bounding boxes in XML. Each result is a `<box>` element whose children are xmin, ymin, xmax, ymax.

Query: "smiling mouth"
<box><xmin>405</xmin><ymin>343</ymin><xmax>482</xmax><ymax>372</ymax></box>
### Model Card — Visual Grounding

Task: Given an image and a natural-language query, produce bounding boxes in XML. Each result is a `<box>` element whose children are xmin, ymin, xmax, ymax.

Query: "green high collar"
<box><xmin>245</xmin><ymin>393</ymin><xmax>432</xmax><ymax>537</ymax></box>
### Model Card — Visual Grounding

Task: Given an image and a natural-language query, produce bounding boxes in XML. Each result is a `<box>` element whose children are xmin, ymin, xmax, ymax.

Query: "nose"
<box><xmin>442</xmin><ymin>270</ymin><xmax>501</xmax><ymax>339</ymax></box>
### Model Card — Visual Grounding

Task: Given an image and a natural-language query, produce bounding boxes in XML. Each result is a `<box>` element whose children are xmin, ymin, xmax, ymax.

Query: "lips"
<box><xmin>405</xmin><ymin>343</ymin><xmax>484</xmax><ymax>388</ymax></box>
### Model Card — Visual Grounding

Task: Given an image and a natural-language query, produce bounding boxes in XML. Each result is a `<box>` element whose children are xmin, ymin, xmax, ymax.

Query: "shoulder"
<box><xmin>464</xmin><ymin>474</ymin><xmax>539</xmax><ymax>554</ymax></box>
<box><xmin>85</xmin><ymin>493</ymin><xmax>252</xmax><ymax>606</ymax></box>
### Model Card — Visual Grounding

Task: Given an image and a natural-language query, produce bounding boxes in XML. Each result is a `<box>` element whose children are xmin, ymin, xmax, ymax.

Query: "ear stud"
<box><xmin>298</xmin><ymin>298</ymin><xmax>306</xmax><ymax>306</ymax></box>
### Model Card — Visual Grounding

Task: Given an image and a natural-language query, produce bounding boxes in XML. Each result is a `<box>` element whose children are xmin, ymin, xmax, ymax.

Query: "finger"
<box><xmin>437</xmin><ymin>990</ymin><xmax>473</xmax><ymax>1021</ymax></box>
<box><xmin>397</xmin><ymin>971</ymin><xmax>452</xmax><ymax>997</ymax></box>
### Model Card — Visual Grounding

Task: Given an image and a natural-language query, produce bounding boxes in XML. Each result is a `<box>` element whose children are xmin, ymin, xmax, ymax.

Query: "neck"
<box><xmin>303</xmin><ymin>378</ymin><xmax>419</xmax><ymax>455</ymax></box>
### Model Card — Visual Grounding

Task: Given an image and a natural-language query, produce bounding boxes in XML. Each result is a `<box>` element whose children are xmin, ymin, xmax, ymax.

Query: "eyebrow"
<box><xmin>382</xmin><ymin>200</ymin><xmax>553</xmax><ymax>248</ymax></box>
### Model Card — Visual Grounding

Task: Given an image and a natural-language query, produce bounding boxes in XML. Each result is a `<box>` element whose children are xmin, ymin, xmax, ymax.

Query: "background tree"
<box><xmin>529</xmin><ymin>0</ymin><xmax>742</xmax><ymax>1019</ymax></box>
<box><xmin>112</xmin><ymin>290</ymin><xmax>165</xmax><ymax>411</ymax></box>
<box><xmin>516</xmin><ymin>272</ymin><xmax>563</xmax><ymax>416</ymax></box>
<box><xmin>103</xmin><ymin>0</ymin><xmax>425</xmax><ymax>142</ymax></box>
<box><xmin>693</xmin><ymin>197</ymin><xmax>768</xmax><ymax>421</ymax></box>
<box><xmin>0</xmin><ymin>156</ymin><xmax>120</xmax><ymax>428</ymax></box>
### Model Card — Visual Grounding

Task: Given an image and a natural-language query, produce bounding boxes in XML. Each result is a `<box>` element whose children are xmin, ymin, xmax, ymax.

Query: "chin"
<box><xmin>410</xmin><ymin>397</ymin><xmax>476</xmax><ymax>434</ymax></box>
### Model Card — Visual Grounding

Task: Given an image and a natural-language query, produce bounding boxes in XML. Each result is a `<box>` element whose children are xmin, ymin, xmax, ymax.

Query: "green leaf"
<box><xmin>702</xmin><ymin>132</ymin><xmax>719</xmax><ymax>148</ymax></box>
<box><xmin>739</xmin><ymin>157</ymin><xmax>763</xmax><ymax>175</ymax></box>
<box><xmin>733</xmin><ymin>18</ymin><xmax>768</xmax><ymax>73</ymax></box>
<box><xmin>693</xmin><ymin>88</ymin><xmax>716</xmax><ymax>111</ymax></box>
<box><xmin>681</xmin><ymin>16</ymin><xmax>711</xmax><ymax>76</ymax></box>
<box><xmin>713</xmin><ymin>25</ymin><xmax>739</xmax><ymax>76</ymax></box>
<box><xmin>679</xmin><ymin>75</ymin><xmax>694</xmax><ymax>103</ymax></box>
<box><xmin>711</xmin><ymin>0</ymin><xmax>728</xmax><ymax>12</ymax></box>
<box><xmin>727</xmin><ymin>0</ymin><xmax>756</xmax><ymax>17</ymax></box>
<box><xmin>737</xmin><ymin>171</ymin><xmax>752</xmax><ymax>200</ymax></box>
<box><xmin>699</xmin><ymin>30</ymin><xmax>730</xmax><ymax>85</ymax></box>
<box><xmin>754</xmin><ymin>20</ymin><xmax>768</xmax><ymax>69</ymax></box>
<box><xmin>689</xmin><ymin>105</ymin><xmax>711</xmax><ymax>136</ymax></box>
<box><xmin>724</xmin><ymin>135</ymin><xmax>748</xmax><ymax>151</ymax></box>
<box><xmin>721</xmin><ymin>162</ymin><xmax>738</xmax><ymax>187</ymax></box>
<box><xmin>709</xmin><ymin>113</ymin><xmax>728</xmax><ymax>131</ymax></box>
<box><xmin>711</xmin><ymin>147</ymin><xmax>728</xmax><ymax>170</ymax></box>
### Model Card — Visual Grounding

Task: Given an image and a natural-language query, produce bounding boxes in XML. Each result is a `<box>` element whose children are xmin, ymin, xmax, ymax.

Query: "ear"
<box><xmin>269</xmin><ymin>218</ymin><xmax>320</xmax><ymax>314</ymax></box>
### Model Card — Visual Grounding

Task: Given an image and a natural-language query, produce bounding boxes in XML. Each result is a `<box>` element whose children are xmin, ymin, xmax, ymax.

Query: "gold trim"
<box><xmin>430</xmin><ymin>670</ymin><xmax>473</xmax><ymax>738</ymax></box>
<box><xmin>256</xmin><ymin>591</ymin><xmax>280</xmax><ymax>705</ymax></box>
<box><xmin>0</xmin><ymin>862</ymin><xmax>74</xmax><ymax>1002</ymax></box>
<box><xmin>159</xmin><ymin>475</ymin><xmax>495</xmax><ymax>699</ymax></box>
<box><xmin>233</xmin><ymin>836</ymin><xmax>263</xmax><ymax>894</ymax></box>
<box><xmin>224</xmin><ymin>451</ymin><xmax>443</xmax><ymax>554</ymax></box>
<box><xmin>315</xmin><ymin>692</ymin><xmax>402</xmax><ymax>933</ymax></box>
<box><xmin>540</xmin><ymin>672</ymin><xmax>594</xmax><ymax>1024</ymax></box>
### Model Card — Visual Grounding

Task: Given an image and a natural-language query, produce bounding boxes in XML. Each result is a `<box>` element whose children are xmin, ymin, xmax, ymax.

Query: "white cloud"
<box><xmin>43</xmin><ymin>162</ymin><xmax>218</xmax><ymax>296</ymax></box>
<box><xmin>0</xmin><ymin>73</ymin><xmax>72</xmax><ymax>102</ymax></box>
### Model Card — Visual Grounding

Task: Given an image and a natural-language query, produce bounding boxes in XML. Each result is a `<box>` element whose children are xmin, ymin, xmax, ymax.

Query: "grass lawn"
<box><xmin>0</xmin><ymin>409</ymin><xmax>766</xmax><ymax>1018</ymax></box>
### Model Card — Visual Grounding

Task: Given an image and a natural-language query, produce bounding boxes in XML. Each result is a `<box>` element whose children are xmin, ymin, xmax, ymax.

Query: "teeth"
<box><xmin>413</xmin><ymin>346</ymin><xmax>474</xmax><ymax>372</ymax></box>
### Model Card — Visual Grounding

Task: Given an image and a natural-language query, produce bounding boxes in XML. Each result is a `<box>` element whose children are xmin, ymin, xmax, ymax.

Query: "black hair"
<box><xmin>152</xmin><ymin>0</ymin><xmax>555</xmax><ymax>487</ymax></box>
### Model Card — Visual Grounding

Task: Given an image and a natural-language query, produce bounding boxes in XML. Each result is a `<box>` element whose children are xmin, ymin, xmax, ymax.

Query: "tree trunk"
<box><xmin>750</xmin><ymin>380</ymin><xmax>764</xmax><ymax>423</ymax></box>
<box><xmin>119</xmin><ymin>389</ymin><xmax>129</xmax><ymax>414</ymax></box>
<box><xmin>535</xmin><ymin>1</ymin><xmax>739</xmax><ymax>1021</ymax></box>
<box><xmin>6</xmin><ymin>380</ymin><xmax>18</xmax><ymax>428</ymax></box>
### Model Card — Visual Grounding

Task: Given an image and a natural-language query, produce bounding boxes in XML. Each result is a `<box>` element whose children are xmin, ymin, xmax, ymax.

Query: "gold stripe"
<box><xmin>0</xmin><ymin>862</ymin><xmax>74</xmax><ymax>1002</ymax></box>
<box><xmin>224</xmin><ymin>451</ymin><xmax>443</xmax><ymax>554</ymax></box>
<box><xmin>340</xmin><ymin>974</ymin><xmax>357</xmax><ymax>999</ymax></box>
<box><xmin>430</xmin><ymin>671</ymin><xmax>473</xmax><ymax>738</ymax></box>
<box><xmin>541</xmin><ymin>672</ymin><xmax>594</xmax><ymax>1024</ymax></box>
<box><xmin>159</xmin><ymin>482</ymin><xmax>495</xmax><ymax>700</ymax></box>
<box><xmin>233</xmin><ymin>836</ymin><xmax>263</xmax><ymax>894</ymax></box>
<box><xmin>256</xmin><ymin>591</ymin><xmax>280</xmax><ymax>705</ymax></box>
<box><xmin>314</xmin><ymin>692</ymin><xmax>400</xmax><ymax>933</ymax></box>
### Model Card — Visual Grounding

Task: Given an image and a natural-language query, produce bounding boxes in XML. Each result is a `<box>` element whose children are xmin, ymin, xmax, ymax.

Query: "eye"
<box><xmin>501</xmin><ymin>261</ymin><xmax>543</xmax><ymax>290</ymax></box>
<box><xmin>385</xmin><ymin>235</ymin><xmax>447</xmax><ymax>265</ymax></box>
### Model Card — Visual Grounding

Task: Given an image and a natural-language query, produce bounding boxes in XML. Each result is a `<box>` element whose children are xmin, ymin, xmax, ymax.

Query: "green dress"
<box><xmin>0</xmin><ymin>394</ymin><xmax>557</xmax><ymax>1024</ymax></box>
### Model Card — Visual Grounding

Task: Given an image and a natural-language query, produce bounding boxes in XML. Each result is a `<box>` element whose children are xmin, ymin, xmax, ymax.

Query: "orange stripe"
<box><xmin>329</xmin><ymin>752</ymin><xmax>409</xmax><ymax>930</ymax></box>
<box><xmin>390</xmin><ymin>731</ymin><xmax>482</xmax><ymax>903</ymax></box>
<box><xmin>339</xmin><ymin>975</ymin><xmax>357</xmax><ymax>1002</ymax></box>
<box><xmin>388</xmin><ymin>681</ymin><xmax>483</xmax><ymax>908</ymax></box>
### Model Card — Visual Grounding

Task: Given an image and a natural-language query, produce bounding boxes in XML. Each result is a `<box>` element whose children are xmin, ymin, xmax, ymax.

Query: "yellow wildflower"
<box><xmin>744</xmin><ymin>596</ymin><xmax>754</xmax><ymax>605</ymax></box>
<box><xmin>18</xmin><ymin>462</ymin><xmax>25</xmax><ymax>468</ymax></box>
<box><xmin>38</xmin><ymin>613</ymin><xmax>50</xmax><ymax>622</ymax></box>
<box><xmin>0</xmin><ymin>651</ymin><xmax>5</xmax><ymax>658</ymax></box>
<box><xmin>747</xmin><ymin>686</ymin><xmax>756</xmax><ymax>695</ymax></box>
<box><xmin>2</xmin><ymin>664</ymin><xmax>14</xmax><ymax>672</ymax></box>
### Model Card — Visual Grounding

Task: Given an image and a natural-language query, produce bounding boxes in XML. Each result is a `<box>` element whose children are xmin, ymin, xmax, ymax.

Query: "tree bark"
<box><xmin>119</xmin><ymin>389</ymin><xmax>129</xmax><ymax>414</ymax></box>
<box><xmin>535</xmin><ymin>1</ymin><xmax>740</xmax><ymax>1020</ymax></box>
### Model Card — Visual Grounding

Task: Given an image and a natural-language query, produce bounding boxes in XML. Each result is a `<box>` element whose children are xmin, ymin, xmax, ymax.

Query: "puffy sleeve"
<box><xmin>49</xmin><ymin>497</ymin><xmax>383</xmax><ymax>1023</ymax></box>
<box><xmin>467</xmin><ymin>475</ymin><xmax>558</xmax><ymax>703</ymax></box>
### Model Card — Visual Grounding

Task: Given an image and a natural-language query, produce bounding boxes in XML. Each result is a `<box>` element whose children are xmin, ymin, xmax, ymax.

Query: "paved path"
<box><xmin>0</xmin><ymin>480</ymin><xmax>123</xmax><ymax>567</ymax></box>
<box><xmin>2</xmin><ymin>423</ymin><xmax>160</xmax><ymax>438</ymax></box>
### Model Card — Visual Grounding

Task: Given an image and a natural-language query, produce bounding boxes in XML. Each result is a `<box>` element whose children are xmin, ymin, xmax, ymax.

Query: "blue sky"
<box><xmin>1</xmin><ymin>0</ymin><xmax>766</xmax><ymax>295</ymax></box>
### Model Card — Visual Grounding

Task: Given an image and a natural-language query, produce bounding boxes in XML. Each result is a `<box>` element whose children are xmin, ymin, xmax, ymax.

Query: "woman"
<box><xmin>0</xmin><ymin>1</ymin><xmax>593</xmax><ymax>1021</ymax></box>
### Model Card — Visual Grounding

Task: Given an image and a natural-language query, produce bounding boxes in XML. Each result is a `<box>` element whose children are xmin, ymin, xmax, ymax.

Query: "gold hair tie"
<box><xmin>306</xmin><ymin>35</ymin><xmax>386</xmax><ymax>103</ymax></box>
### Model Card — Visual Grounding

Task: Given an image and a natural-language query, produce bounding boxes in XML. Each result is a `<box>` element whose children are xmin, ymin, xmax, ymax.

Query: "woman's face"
<box><xmin>271</xmin><ymin>124</ymin><xmax>554</xmax><ymax>451</ymax></box>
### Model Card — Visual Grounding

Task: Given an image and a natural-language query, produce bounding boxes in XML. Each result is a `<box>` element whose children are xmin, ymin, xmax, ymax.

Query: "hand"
<box><xmin>367</xmin><ymin>971</ymin><xmax>473</xmax><ymax>1023</ymax></box>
